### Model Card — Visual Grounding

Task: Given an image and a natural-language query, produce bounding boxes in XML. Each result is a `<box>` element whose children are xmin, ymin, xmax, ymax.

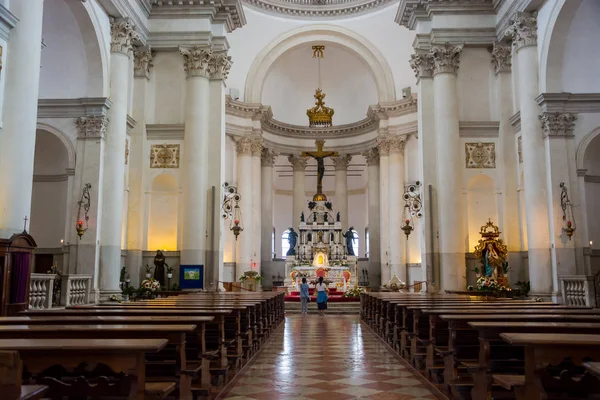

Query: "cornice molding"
<box><xmin>226</xmin><ymin>95</ymin><xmax>272</xmax><ymax>120</ymax></box>
<box><xmin>274</xmin><ymin>188</ymin><xmax>367</xmax><ymax>197</ymax></box>
<box><xmin>585</xmin><ymin>175</ymin><xmax>600</xmax><ymax>184</ymax></box>
<box><xmin>98</xmin><ymin>0</ymin><xmax>149</xmax><ymax>42</ymax></box>
<box><xmin>413</xmin><ymin>28</ymin><xmax>497</xmax><ymax>49</ymax></box>
<box><xmin>33</xmin><ymin>174</ymin><xmax>70</xmax><ymax>183</ymax></box>
<box><xmin>396</xmin><ymin>0</ymin><xmax>495</xmax><ymax>30</ymax></box>
<box><xmin>0</xmin><ymin>4</ymin><xmax>17</xmax><ymax>41</ymax></box>
<box><xmin>243</xmin><ymin>0</ymin><xmax>397</xmax><ymax>19</ymax></box>
<box><xmin>37</xmin><ymin>98</ymin><xmax>112</xmax><ymax>118</ymax></box>
<box><xmin>147</xmin><ymin>32</ymin><xmax>229</xmax><ymax>51</ymax></box>
<box><xmin>262</xmin><ymin>116</ymin><xmax>378</xmax><ymax>139</ymax></box>
<box><xmin>536</xmin><ymin>93</ymin><xmax>600</xmax><ymax>114</ymax></box>
<box><xmin>262</xmin><ymin>137</ymin><xmax>379</xmax><ymax>155</ymax></box>
<box><xmin>510</xmin><ymin>111</ymin><xmax>521</xmax><ymax>133</ymax></box>
<box><xmin>149</xmin><ymin>0</ymin><xmax>246</xmax><ymax>33</ymax></box>
<box><xmin>146</xmin><ymin>124</ymin><xmax>185</xmax><ymax>140</ymax></box>
<box><xmin>459</xmin><ymin>121</ymin><xmax>500</xmax><ymax>138</ymax></box>
<box><xmin>127</xmin><ymin>115</ymin><xmax>137</xmax><ymax>135</ymax></box>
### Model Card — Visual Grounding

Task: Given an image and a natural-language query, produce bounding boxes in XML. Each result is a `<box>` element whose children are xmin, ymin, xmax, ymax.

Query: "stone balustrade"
<box><xmin>560</xmin><ymin>275</ymin><xmax>596</xmax><ymax>307</ymax></box>
<box><xmin>61</xmin><ymin>274</ymin><xmax>93</xmax><ymax>307</ymax></box>
<box><xmin>29</xmin><ymin>274</ymin><xmax>56</xmax><ymax>310</ymax></box>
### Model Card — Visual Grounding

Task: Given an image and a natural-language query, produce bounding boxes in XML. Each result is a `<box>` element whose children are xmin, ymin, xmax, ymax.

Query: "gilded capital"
<box><xmin>180</xmin><ymin>46</ymin><xmax>212</xmax><ymax>78</ymax></box>
<box><xmin>110</xmin><ymin>18</ymin><xmax>140</xmax><ymax>56</ymax></box>
<box><xmin>539</xmin><ymin>112</ymin><xmax>577</xmax><ymax>138</ymax></box>
<box><xmin>505</xmin><ymin>12</ymin><xmax>537</xmax><ymax>51</ymax></box>
<box><xmin>235</xmin><ymin>136</ymin><xmax>253</xmax><ymax>156</ymax></box>
<box><xmin>491</xmin><ymin>43</ymin><xmax>512</xmax><ymax>74</ymax></box>
<box><xmin>332</xmin><ymin>154</ymin><xmax>352</xmax><ymax>171</ymax></box>
<box><xmin>362</xmin><ymin>148</ymin><xmax>379</xmax><ymax>166</ymax></box>
<box><xmin>288</xmin><ymin>155</ymin><xmax>308</xmax><ymax>171</ymax></box>
<box><xmin>431</xmin><ymin>43</ymin><xmax>462</xmax><ymax>76</ymax></box>
<box><xmin>388</xmin><ymin>135</ymin><xmax>406</xmax><ymax>154</ymax></box>
<box><xmin>261</xmin><ymin>148</ymin><xmax>278</xmax><ymax>167</ymax></box>
<box><xmin>209</xmin><ymin>51</ymin><xmax>232</xmax><ymax>80</ymax></box>
<box><xmin>76</xmin><ymin>116</ymin><xmax>109</xmax><ymax>140</ymax></box>
<box><xmin>134</xmin><ymin>46</ymin><xmax>154</xmax><ymax>79</ymax></box>
<box><xmin>409</xmin><ymin>53</ymin><xmax>434</xmax><ymax>80</ymax></box>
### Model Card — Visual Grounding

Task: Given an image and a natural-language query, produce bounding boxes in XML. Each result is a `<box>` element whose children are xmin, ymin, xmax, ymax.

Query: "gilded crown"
<box><xmin>307</xmin><ymin>89</ymin><xmax>334</xmax><ymax>128</ymax></box>
<box><xmin>479</xmin><ymin>219</ymin><xmax>500</xmax><ymax>239</ymax></box>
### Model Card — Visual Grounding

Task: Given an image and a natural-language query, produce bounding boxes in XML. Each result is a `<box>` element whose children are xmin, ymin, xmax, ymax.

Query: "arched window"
<box><xmin>281</xmin><ymin>230</ymin><xmax>290</xmax><ymax>259</ymax></box>
<box><xmin>351</xmin><ymin>229</ymin><xmax>359</xmax><ymax>257</ymax></box>
<box><xmin>272</xmin><ymin>228</ymin><xmax>276</xmax><ymax>259</ymax></box>
<box><xmin>365</xmin><ymin>228</ymin><xmax>370</xmax><ymax>258</ymax></box>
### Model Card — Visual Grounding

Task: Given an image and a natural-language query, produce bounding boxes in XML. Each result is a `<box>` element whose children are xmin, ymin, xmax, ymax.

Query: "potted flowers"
<box><xmin>145</xmin><ymin>264</ymin><xmax>152</xmax><ymax>279</ymax></box>
<box><xmin>166</xmin><ymin>265</ymin><xmax>174</xmax><ymax>279</ymax></box>
<box><xmin>139</xmin><ymin>278</ymin><xmax>161</xmax><ymax>299</ymax></box>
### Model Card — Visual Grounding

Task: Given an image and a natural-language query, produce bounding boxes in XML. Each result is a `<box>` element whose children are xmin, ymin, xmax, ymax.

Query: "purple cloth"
<box><xmin>10</xmin><ymin>252</ymin><xmax>30</xmax><ymax>303</ymax></box>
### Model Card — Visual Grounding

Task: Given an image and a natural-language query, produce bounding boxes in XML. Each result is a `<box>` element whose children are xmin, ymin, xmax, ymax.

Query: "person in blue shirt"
<box><xmin>315</xmin><ymin>276</ymin><xmax>328</xmax><ymax>316</ymax></box>
<box><xmin>299</xmin><ymin>277</ymin><xmax>310</xmax><ymax>315</ymax></box>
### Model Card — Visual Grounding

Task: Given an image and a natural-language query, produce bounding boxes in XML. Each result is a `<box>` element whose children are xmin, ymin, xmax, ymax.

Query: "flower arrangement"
<box><xmin>471</xmin><ymin>276</ymin><xmax>511</xmax><ymax>293</ymax></box>
<box><xmin>343</xmin><ymin>287</ymin><xmax>365</xmax><ymax>298</ymax></box>
<box><xmin>291</xmin><ymin>270</ymin><xmax>309</xmax><ymax>278</ymax></box>
<box><xmin>141</xmin><ymin>278</ymin><xmax>160</xmax><ymax>291</ymax></box>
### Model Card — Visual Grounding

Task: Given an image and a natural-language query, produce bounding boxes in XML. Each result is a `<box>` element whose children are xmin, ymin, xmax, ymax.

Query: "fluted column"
<box><xmin>410</xmin><ymin>51</ymin><xmax>436</xmax><ymax>288</ymax></box>
<box><xmin>126</xmin><ymin>46</ymin><xmax>153</xmax><ymax>287</ymax></box>
<box><xmin>377</xmin><ymin>136</ymin><xmax>391</xmax><ymax>285</ymax></box>
<box><xmin>251</xmin><ymin>137</ymin><xmax>263</xmax><ymax>274</ymax></box>
<box><xmin>235</xmin><ymin>137</ymin><xmax>253</xmax><ymax>278</ymax></box>
<box><xmin>431</xmin><ymin>42</ymin><xmax>464</xmax><ymax>291</ymax></box>
<box><xmin>506</xmin><ymin>13</ymin><xmax>552</xmax><ymax>296</ymax></box>
<box><xmin>288</xmin><ymin>156</ymin><xmax>308</xmax><ymax>228</ymax></box>
<box><xmin>99</xmin><ymin>19</ymin><xmax>139</xmax><ymax>297</ymax></box>
<box><xmin>261</xmin><ymin>149</ymin><xmax>277</xmax><ymax>281</ymax></box>
<box><xmin>205</xmin><ymin>51</ymin><xmax>232</xmax><ymax>290</ymax></box>
<box><xmin>388</xmin><ymin>136</ymin><xmax>407</xmax><ymax>282</ymax></box>
<box><xmin>179</xmin><ymin>46</ymin><xmax>211</xmax><ymax>269</ymax></box>
<box><xmin>332</xmin><ymin>154</ymin><xmax>352</xmax><ymax>229</ymax></box>
<box><xmin>363</xmin><ymin>148</ymin><xmax>381</xmax><ymax>288</ymax></box>
<box><xmin>0</xmin><ymin>1</ymin><xmax>44</xmax><ymax>237</ymax></box>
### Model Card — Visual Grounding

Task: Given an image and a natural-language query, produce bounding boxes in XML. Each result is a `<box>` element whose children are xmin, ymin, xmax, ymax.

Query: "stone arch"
<box><xmin>35</xmin><ymin>123</ymin><xmax>76</xmax><ymax>169</ymax></box>
<box><xmin>576</xmin><ymin>126</ymin><xmax>600</xmax><ymax>171</ymax></box>
<box><xmin>244</xmin><ymin>24</ymin><xmax>396</xmax><ymax>104</ymax></box>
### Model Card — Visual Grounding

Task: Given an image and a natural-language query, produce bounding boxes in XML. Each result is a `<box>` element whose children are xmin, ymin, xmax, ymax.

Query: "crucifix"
<box><xmin>302</xmin><ymin>140</ymin><xmax>338</xmax><ymax>198</ymax></box>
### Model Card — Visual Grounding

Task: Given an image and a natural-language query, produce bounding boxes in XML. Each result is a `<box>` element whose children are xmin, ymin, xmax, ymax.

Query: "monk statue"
<box><xmin>287</xmin><ymin>228</ymin><xmax>298</xmax><ymax>256</ymax></box>
<box><xmin>153</xmin><ymin>250</ymin><xmax>168</xmax><ymax>286</ymax></box>
<box><xmin>342</xmin><ymin>227</ymin><xmax>356</xmax><ymax>256</ymax></box>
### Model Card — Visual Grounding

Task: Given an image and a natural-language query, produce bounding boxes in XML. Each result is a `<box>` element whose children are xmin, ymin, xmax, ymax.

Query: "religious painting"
<box><xmin>150</xmin><ymin>144</ymin><xmax>180</xmax><ymax>168</ymax></box>
<box><xmin>465</xmin><ymin>142</ymin><xmax>495</xmax><ymax>169</ymax></box>
<box><xmin>517</xmin><ymin>136</ymin><xmax>523</xmax><ymax>164</ymax></box>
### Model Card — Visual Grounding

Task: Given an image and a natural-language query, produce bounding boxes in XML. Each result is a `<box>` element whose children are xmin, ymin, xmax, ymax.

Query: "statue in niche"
<box><xmin>330</xmin><ymin>232</ymin><xmax>335</xmax><ymax>242</ymax></box>
<box><xmin>324</xmin><ymin>213</ymin><xmax>328</xmax><ymax>222</ymax></box>
<box><xmin>287</xmin><ymin>228</ymin><xmax>298</xmax><ymax>256</ymax></box>
<box><xmin>153</xmin><ymin>250</ymin><xmax>168</xmax><ymax>286</ymax></box>
<box><xmin>342</xmin><ymin>227</ymin><xmax>356</xmax><ymax>256</ymax></box>
<box><xmin>317</xmin><ymin>231</ymin><xmax>324</xmax><ymax>243</ymax></box>
<box><xmin>300</xmin><ymin>212</ymin><xmax>305</xmax><ymax>223</ymax></box>
<box><xmin>336</xmin><ymin>212</ymin><xmax>340</xmax><ymax>222</ymax></box>
<box><xmin>473</xmin><ymin>219</ymin><xmax>509</xmax><ymax>284</ymax></box>
<box><xmin>482</xmin><ymin>243</ymin><xmax>500</xmax><ymax>279</ymax></box>
<box><xmin>307</xmin><ymin>232</ymin><xmax>312</xmax><ymax>242</ymax></box>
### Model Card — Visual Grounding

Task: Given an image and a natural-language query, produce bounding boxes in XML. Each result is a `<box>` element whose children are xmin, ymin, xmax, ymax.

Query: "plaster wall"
<box><xmin>150</xmin><ymin>52</ymin><xmax>186</xmax><ymax>124</ymax></box>
<box><xmin>456</xmin><ymin>47</ymin><xmax>493</xmax><ymax>122</ymax></box>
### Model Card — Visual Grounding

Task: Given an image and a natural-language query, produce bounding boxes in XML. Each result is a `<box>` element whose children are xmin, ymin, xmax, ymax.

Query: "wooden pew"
<box><xmin>0</xmin><ymin>351</ymin><xmax>48</xmax><ymax>400</ymax></box>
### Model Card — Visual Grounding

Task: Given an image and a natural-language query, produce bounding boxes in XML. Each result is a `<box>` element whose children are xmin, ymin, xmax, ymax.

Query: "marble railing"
<box><xmin>560</xmin><ymin>275</ymin><xmax>596</xmax><ymax>307</ymax></box>
<box><xmin>61</xmin><ymin>274</ymin><xmax>93</xmax><ymax>307</ymax></box>
<box><xmin>29</xmin><ymin>274</ymin><xmax>56</xmax><ymax>309</ymax></box>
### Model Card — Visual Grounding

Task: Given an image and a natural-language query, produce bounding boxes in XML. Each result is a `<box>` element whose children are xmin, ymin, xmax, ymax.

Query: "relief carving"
<box><xmin>465</xmin><ymin>142</ymin><xmax>496</xmax><ymax>169</ymax></box>
<box><xmin>150</xmin><ymin>144</ymin><xmax>180</xmax><ymax>168</ymax></box>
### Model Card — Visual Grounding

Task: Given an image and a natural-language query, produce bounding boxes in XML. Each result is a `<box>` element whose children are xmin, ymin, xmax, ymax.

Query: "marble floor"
<box><xmin>222</xmin><ymin>315</ymin><xmax>437</xmax><ymax>399</ymax></box>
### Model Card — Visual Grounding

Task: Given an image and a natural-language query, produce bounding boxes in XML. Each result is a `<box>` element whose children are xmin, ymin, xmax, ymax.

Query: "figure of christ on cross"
<box><xmin>302</xmin><ymin>140</ymin><xmax>338</xmax><ymax>198</ymax></box>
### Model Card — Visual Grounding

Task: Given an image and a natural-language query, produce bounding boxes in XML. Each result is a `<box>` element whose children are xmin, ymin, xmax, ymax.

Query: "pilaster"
<box><xmin>235</xmin><ymin>136</ymin><xmax>254</xmax><ymax>279</ymax></box>
<box><xmin>388</xmin><ymin>136</ymin><xmax>407</xmax><ymax>282</ymax></box>
<box><xmin>363</xmin><ymin>147</ymin><xmax>381</xmax><ymax>288</ymax></box>
<box><xmin>261</xmin><ymin>148</ymin><xmax>277</xmax><ymax>286</ymax></box>
<box><xmin>377</xmin><ymin>135</ymin><xmax>391</xmax><ymax>284</ymax></box>
<box><xmin>251</xmin><ymin>136</ymin><xmax>263</xmax><ymax>274</ymax></box>
<box><xmin>332</xmin><ymin>154</ymin><xmax>352</xmax><ymax>230</ymax></box>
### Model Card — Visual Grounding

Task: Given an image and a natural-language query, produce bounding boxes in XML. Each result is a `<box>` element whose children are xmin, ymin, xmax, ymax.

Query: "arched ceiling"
<box><xmin>261</xmin><ymin>44</ymin><xmax>378</xmax><ymax>126</ymax></box>
<box><xmin>242</xmin><ymin>0</ymin><xmax>399</xmax><ymax>19</ymax></box>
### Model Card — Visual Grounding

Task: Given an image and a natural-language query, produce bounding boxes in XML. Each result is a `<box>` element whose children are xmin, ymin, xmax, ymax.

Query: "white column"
<box><xmin>179</xmin><ymin>46</ymin><xmax>211</xmax><ymax>269</ymax></box>
<box><xmin>0</xmin><ymin>0</ymin><xmax>44</xmax><ymax>237</ymax></box>
<box><xmin>205</xmin><ymin>51</ymin><xmax>231</xmax><ymax>291</ymax></box>
<box><xmin>251</xmin><ymin>138</ymin><xmax>263</xmax><ymax>274</ymax></box>
<box><xmin>125</xmin><ymin>46</ymin><xmax>153</xmax><ymax>288</ymax></box>
<box><xmin>388</xmin><ymin>136</ymin><xmax>406</xmax><ymax>282</ymax></box>
<box><xmin>431</xmin><ymin>43</ymin><xmax>465</xmax><ymax>291</ymax></box>
<box><xmin>99</xmin><ymin>19</ymin><xmax>138</xmax><ymax>297</ymax></box>
<box><xmin>377</xmin><ymin>136</ymin><xmax>391</xmax><ymax>285</ymax></box>
<box><xmin>363</xmin><ymin>148</ymin><xmax>381</xmax><ymax>288</ymax></box>
<box><xmin>235</xmin><ymin>137</ymin><xmax>253</xmax><ymax>279</ymax></box>
<box><xmin>261</xmin><ymin>149</ymin><xmax>277</xmax><ymax>280</ymax></box>
<box><xmin>507</xmin><ymin>13</ymin><xmax>552</xmax><ymax>296</ymax></box>
<box><xmin>492</xmin><ymin>43</ymin><xmax>522</xmax><ymax>274</ymax></box>
<box><xmin>332</xmin><ymin>155</ymin><xmax>352</xmax><ymax>229</ymax></box>
<box><xmin>410</xmin><ymin>52</ymin><xmax>437</xmax><ymax>289</ymax></box>
<box><xmin>288</xmin><ymin>156</ymin><xmax>307</xmax><ymax>228</ymax></box>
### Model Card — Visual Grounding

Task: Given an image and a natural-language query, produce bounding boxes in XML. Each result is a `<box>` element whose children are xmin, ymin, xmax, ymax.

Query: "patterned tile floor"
<box><xmin>223</xmin><ymin>315</ymin><xmax>437</xmax><ymax>399</ymax></box>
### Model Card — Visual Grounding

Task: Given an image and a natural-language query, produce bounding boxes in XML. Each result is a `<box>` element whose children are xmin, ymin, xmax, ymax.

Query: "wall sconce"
<box><xmin>560</xmin><ymin>182</ymin><xmax>576</xmax><ymax>240</ymax></box>
<box><xmin>401</xmin><ymin>181</ymin><xmax>422</xmax><ymax>239</ymax></box>
<box><xmin>76</xmin><ymin>183</ymin><xmax>91</xmax><ymax>239</ymax></box>
<box><xmin>222</xmin><ymin>182</ymin><xmax>243</xmax><ymax>240</ymax></box>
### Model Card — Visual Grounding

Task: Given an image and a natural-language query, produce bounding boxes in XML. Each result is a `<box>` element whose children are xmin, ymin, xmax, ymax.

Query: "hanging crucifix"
<box><xmin>302</xmin><ymin>139</ymin><xmax>338</xmax><ymax>200</ymax></box>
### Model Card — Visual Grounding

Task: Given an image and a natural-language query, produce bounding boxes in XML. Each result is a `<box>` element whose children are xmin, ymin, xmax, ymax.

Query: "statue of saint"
<box><xmin>336</xmin><ymin>212</ymin><xmax>341</xmax><ymax>222</ymax></box>
<box><xmin>300</xmin><ymin>212</ymin><xmax>305</xmax><ymax>222</ymax></box>
<box><xmin>324</xmin><ymin>213</ymin><xmax>328</xmax><ymax>222</ymax></box>
<box><xmin>153</xmin><ymin>250</ymin><xmax>168</xmax><ymax>286</ymax></box>
<box><xmin>342</xmin><ymin>227</ymin><xmax>356</xmax><ymax>256</ymax></box>
<box><xmin>287</xmin><ymin>228</ymin><xmax>298</xmax><ymax>256</ymax></box>
<box><xmin>482</xmin><ymin>242</ymin><xmax>500</xmax><ymax>279</ymax></box>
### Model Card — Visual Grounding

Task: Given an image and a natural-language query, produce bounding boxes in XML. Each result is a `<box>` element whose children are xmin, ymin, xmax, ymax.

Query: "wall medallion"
<box><xmin>150</xmin><ymin>144</ymin><xmax>180</xmax><ymax>168</ymax></box>
<box><xmin>465</xmin><ymin>142</ymin><xmax>495</xmax><ymax>169</ymax></box>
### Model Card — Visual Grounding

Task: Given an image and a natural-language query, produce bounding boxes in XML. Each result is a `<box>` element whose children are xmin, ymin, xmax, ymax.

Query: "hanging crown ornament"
<box><xmin>479</xmin><ymin>219</ymin><xmax>501</xmax><ymax>239</ymax></box>
<box><xmin>306</xmin><ymin>45</ymin><xmax>334</xmax><ymax>128</ymax></box>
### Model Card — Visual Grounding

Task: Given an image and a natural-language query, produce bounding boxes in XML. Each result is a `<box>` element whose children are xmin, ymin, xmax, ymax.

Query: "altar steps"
<box><xmin>285</xmin><ymin>302</ymin><xmax>360</xmax><ymax>314</ymax></box>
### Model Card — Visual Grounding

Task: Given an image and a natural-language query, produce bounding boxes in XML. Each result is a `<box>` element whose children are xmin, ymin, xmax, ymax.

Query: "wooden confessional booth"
<box><xmin>0</xmin><ymin>232</ymin><xmax>37</xmax><ymax>316</ymax></box>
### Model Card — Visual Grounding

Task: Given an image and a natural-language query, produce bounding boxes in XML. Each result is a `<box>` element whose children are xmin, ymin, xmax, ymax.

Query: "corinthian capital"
<box><xmin>288</xmin><ymin>155</ymin><xmax>308</xmax><ymax>172</ymax></box>
<box><xmin>332</xmin><ymin>154</ymin><xmax>352</xmax><ymax>171</ymax></box>
<box><xmin>362</xmin><ymin>148</ymin><xmax>379</xmax><ymax>166</ymax></box>
<box><xmin>409</xmin><ymin>53</ymin><xmax>434</xmax><ymax>80</ymax></box>
<box><xmin>505</xmin><ymin>12</ymin><xmax>537</xmax><ymax>51</ymax></box>
<box><xmin>76</xmin><ymin>116</ymin><xmax>109</xmax><ymax>140</ymax></box>
<box><xmin>180</xmin><ymin>46</ymin><xmax>213</xmax><ymax>78</ymax></box>
<box><xmin>388</xmin><ymin>135</ymin><xmax>407</xmax><ymax>154</ymax></box>
<box><xmin>431</xmin><ymin>43</ymin><xmax>462</xmax><ymax>75</ymax></box>
<box><xmin>261</xmin><ymin>148</ymin><xmax>278</xmax><ymax>167</ymax></box>
<box><xmin>110</xmin><ymin>18</ymin><xmax>140</xmax><ymax>56</ymax></box>
<box><xmin>376</xmin><ymin>135</ymin><xmax>391</xmax><ymax>156</ymax></box>
<box><xmin>491</xmin><ymin>43</ymin><xmax>512</xmax><ymax>74</ymax></box>
<box><xmin>539</xmin><ymin>112</ymin><xmax>577</xmax><ymax>138</ymax></box>
<box><xmin>250</xmin><ymin>136</ymin><xmax>263</xmax><ymax>157</ymax></box>
<box><xmin>210</xmin><ymin>51</ymin><xmax>233</xmax><ymax>80</ymax></box>
<box><xmin>134</xmin><ymin>46</ymin><xmax>154</xmax><ymax>79</ymax></box>
<box><xmin>235</xmin><ymin>136</ymin><xmax>253</xmax><ymax>156</ymax></box>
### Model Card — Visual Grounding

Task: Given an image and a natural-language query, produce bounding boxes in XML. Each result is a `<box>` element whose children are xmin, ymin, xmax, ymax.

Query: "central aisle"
<box><xmin>223</xmin><ymin>315</ymin><xmax>437</xmax><ymax>399</ymax></box>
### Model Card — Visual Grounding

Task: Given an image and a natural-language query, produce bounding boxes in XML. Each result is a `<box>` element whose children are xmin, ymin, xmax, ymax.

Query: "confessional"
<box><xmin>0</xmin><ymin>232</ymin><xmax>37</xmax><ymax>316</ymax></box>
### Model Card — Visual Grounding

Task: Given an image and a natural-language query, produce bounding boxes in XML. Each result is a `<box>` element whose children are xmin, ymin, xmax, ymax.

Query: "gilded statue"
<box><xmin>473</xmin><ymin>220</ymin><xmax>508</xmax><ymax>281</ymax></box>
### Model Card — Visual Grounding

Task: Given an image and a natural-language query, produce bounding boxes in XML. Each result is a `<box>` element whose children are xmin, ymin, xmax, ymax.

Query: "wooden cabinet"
<box><xmin>0</xmin><ymin>232</ymin><xmax>37</xmax><ymax>316</ymax></box>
